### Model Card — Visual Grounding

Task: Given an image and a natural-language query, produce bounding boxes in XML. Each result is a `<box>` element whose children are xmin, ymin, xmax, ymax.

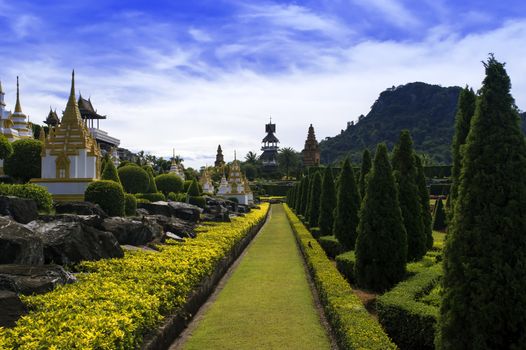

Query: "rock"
<box><xmin>26</xmin><ymin>220</ymin><xmax>123</xmax><ymax>265</ymax></box>
<box><xmin>137</xmin><ymin>201</ymin><xmax>202</xmax><ymax>222</ymax></box>
<box><xmin>0</xmin><ymin>291</ymin><xmax>27</xmax><ymax>328</ymax></box>
<box><xmin>0</xmin><ymin>217</ymin><xmax>44</xmax><ymax>265</ymax></box>
<box><xmin>0</xmin><ymin>196</ymin><xmax>38</xmax><ymax>224</ymax></box>
<box><xmin>136</xmin><ymin>208</ymin><xmax>150</xmax><ymax>216</ymax></box>
<box><xmin>202</xmin><ymin>213</ymin><xmax>231</xmax><ymax>222</ymax></box>
<box><xmin>165</xmin><ymin>232</ymin><xmax>184</xmax><ymax>242</ymax></box>
<box><xmin>138</xmin><ymin>215</ymin><xmax>195</xmax><ymax>238</ymax></box>
<box><xmin>37</xmin><ymin>214</ymin><xmax>104</xmax><ymax>228</ymax></box>
<box><xmin>100</xmin><ymin>217</ymin><xmax>158</xmax><ymax>246</ymax></box>
<box><xmin>0</xmin><ymin>264</ymin><xmax>76</xmax><ymax>295</ymax></box>
<box><xmin>54</xmin><ymin>201</ymin><xmax>108</xmax><ymax>218</ymax></box>
<box><xmin>237</xmin><ymin>204</ymin><xmax>250</xmax><ymax>213</ymax></box>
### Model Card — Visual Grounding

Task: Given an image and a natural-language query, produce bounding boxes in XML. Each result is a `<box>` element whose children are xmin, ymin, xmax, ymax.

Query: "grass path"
<box><xmin>176</xmin><ymin>204</ymin><xmax>331</xmax><ymax>350</ymax></box>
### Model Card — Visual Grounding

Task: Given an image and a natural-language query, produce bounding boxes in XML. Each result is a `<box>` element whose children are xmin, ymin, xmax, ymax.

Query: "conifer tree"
<box><xmin>295</xmin><ymin>177</ymin><xmax>305</xmax><ymax>213</ymax></box>
<box><xmin>447</xmin><ymin>86</ymin><xmax>476</xmax><ymax>219</ymax></box>
<box><xmin>415</xmin><ymin>155</ymin><xmax>433</xmax><ymax>250</ymax></box>
<box><xmin>101</xmin><ymin>160</ymin><xmax>121</xmax><ymax>185</ymax></box>
<box><xmin>438</xmin><ymin>56</ymin><xmax>526</xmax><ymax>349</ymax></box>
<box><xmin>304</xmin><ymin>174</ymin><xmax>314</xmax><ymax>222</ymax></box>
<box><xmin>300</xmin><ymin>176</ymin><xmax>310</xmax><ymax>216</ymax></box>
<box><xmin>392</xmin><ymin>130</ymin><xmax>426</xmax><ymax>261</ymax></box>
<box><xmin>318</xmin><ymin>167</ymin><xmax>336</xmax><ymax>235</ymax></box>
<box><xmin>144</xmin><ymin>166</ymin><xmax>158</xmax><ymax>193</ymax></box>
<box><xmin>355</xmin><ymin>143</ymin><xmax>407</xmax><ymax>292</ymax></box>
<box><xmin>358</xmin><ymin>149</ymin><xmax>372</xmax><ymax>198</ymax></box>
<box><xmin>187</xmin><ymin>178</ymin><xmax>200</xmax><ymax>196</ymax></box>
<box><xmin>333</xmin><ymin>158</ymin><xmax>361</xmax><ymax>250</ymax></box>
<box><xmin>432</xmin><ymin>198</ymin><xmax>446</xmax><ymax>231</ymax></box>
<box><xmin>308</xmin><ymin>172</ymin><xmax>322</xmax><ymax>228</ymax></box>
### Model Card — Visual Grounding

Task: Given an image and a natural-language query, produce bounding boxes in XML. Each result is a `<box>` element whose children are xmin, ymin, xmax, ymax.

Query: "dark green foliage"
<box><xmin>318</xmin><ymin>235</ymin><xmax>344</xmax><ymax>258</ymax></box>
<box><xmin>142</xmin><ymin>166</ymin><xmax>158</xmax><ymax>193</ymax></box>
<box><xmin>155</xmin><ymin>174</ymin><xmax>184</xmax><ymax>195</ymax></box>
<box><xmin>134</xmin><ymin>192</ymin><xmax>166</xmax><ymax>202</ymax></box>
<box><xmin>101</xmin><ymin>160</ymin><xmax>121</xmax><ymax>185</ymax></box>
<box><xmin>393</xmin><ymin>130</ymin><xmax>426</xmax><ymax>262</ymax></box>
<box><xmin>438</xmin><ymin>56</ymin><xmax>526</xmax><ymax>349</ymax></box>
<box><xmin>309</xmin><ymin>227</ymin><xmax>321</xmax><ymax>239</ymax></box>
<box><xmin>415</xmin><ymin>155</ymin><xmax>433</xmax><ymax>250</ymax></box>
<box><xmin>355</xmin><ymin>143</ymin><xmax>407</xmax><ymax>292</ymax></box>
<box><xmin>333</xmin><ymin>158</ymin><xmax>361</xmax><ymax>250</ymax></box>
<box><xmin>307</xmin><ymin>172</ymin><xmax>322</xmax><ymax>228</ymax></box>
<box><xmin>0</xmin><ymin>134</ymin><xmax>13</xmax><ymax>160</ymax></box>
<box><xmin>432</xmin><ymin>198</ymin><xmax>446</xmax><ymax>231</ymax></box>
<box><xmin>187</xmin><ymin>179</ymin><xmax>200</xmax><ymax>196</ymax></box>
<box><xmin>359</xmin><ymin>149</ymin><xmax>372</xmax><ymax>198</ymax></box>
<box><xmin>294</xmin><ymin>180</ymin><xmax>303</xmax><ymax>211</ymax></box>
<box><xmin>318</xmin><ymin>167</ymin><xmax>336</xmax><ymax>236</ymax></box>
<box><xmin>85</xmin><ymin>180</ymin><xmax>125</xmax><ymax>217</ymax></box>
<box><xmin>189</xmin><ymin>196</ymin><xmax>206</xmax><ymax>208</ymax></box>
<box><xmin>304</xmin><ymin>174</ymin><xmax>313</xmax><ymax>222</ymax></box>
<box><xmin>335</xmin><ymin>251</ymin><xmax>356</xmax><ymax>283</ymax></box>
<box><xmin>124</xmin><ymin>193</ymin><xmax>137</xmax><ymax>216</ymax></box>
<box><xmin>117</xmin><ymin>166</ymin><xmax>149</xmax><ymax>194</ymax></box>
<box><xmin>447</xmin><ymin>86</ymin><xmax>476</xmax><ymax>219</ymax></box>
<box><xmin>4</xmin><ymin>139</ymin><xmax>42</xmax><ymax>183</ymax></box>
<box><xmin>300</xmin><ymin>176</ymin><xmax>311</xmax><ymax>216</ymax></box>
<box><xmin>167</xmin><ymin>191</ymin><xmax>187</xmax><ymax>202</ymax></box>
<box><xmin>0</xmin><ymin>183</ymin><xmax>53</xmax><ymax>212</ymax></box>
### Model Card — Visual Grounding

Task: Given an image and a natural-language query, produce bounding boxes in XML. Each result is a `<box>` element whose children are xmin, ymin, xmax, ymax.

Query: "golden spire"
<box><xmin>14</xmin><ymin>76</ymin><xmax>22</xmax><ymax>113</ymax></box>
<box><xmin>61</xmin><ymin>70</ymin><xmax>82</xmax><ymax>124</ymax></box>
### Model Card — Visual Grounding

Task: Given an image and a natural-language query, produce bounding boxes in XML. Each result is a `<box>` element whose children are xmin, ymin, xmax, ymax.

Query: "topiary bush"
<box><xmin>4</xmin><ymin>139</ymin><xmax>42</xmax><ymax>183</ymax></box>
<box><xmin>189</xmin><ymin>196</ymin><xmax>206</xmax><ymax>209</ymax></box>
<box><xmin>307</xmin><ymin>172</ymin><xmax>322</xmax><ymax>228</ymax></box>
<box><xmin>134</xmin><ymin>192</ymin><xmax>166</xmax><ymax>202</ymax></box>
<box><xmin>0</xmin><ymin>134</ymin><xmax>13</xmax><ymax>161</ymax></box>
<box><xmin>336</xmin><ymin>251</ymin><xmax>356</xmax><ymax>283</ymax></box>
<box><xmin>167</xmin><ymin>192</ymin><xmax>187</xmax><ymax>202</ymax></box>
<box><xmin>358</xmin><ymin>148</ymin><xmax>372</xmax><ymax>198</ymax></box>
<box><xmin>155</xmin><ymin>174</ymin><xmax>184</xmax><ymax>196</ymax></box>
<box><xmin>117</xmin><ymin>166</ymin><xmax>149</xmax><ymax>194</ymax></box>
<box><xmin>318</xmin><ymin>235</ymin><xmax>344</xmax><ymax>258</ymax></box>
<box><xmin>186</xmin><ymin>178</ymin><xmax>200</xmax><ymax>196</ymax></box>
<box><xmin>85</xmin><ymin>180</ymin><xmax>125</xmax><ymax>217</ymax></box>
<box><xmin>124</xmin><ymin>193</ymin><xmax>137</xmax><ymax>216</ymax></box>
<box><xmin>101</xmin><ymin>160</ymin><xmax>121</xmax><ymax>185</ymax></box>
<box><xmin>318</xmin><ymin>167</ymin><xmax>336</xmax><ymax>236</ymax></box>
<box><xmin>0</xmin><ymin>183</ymin><xmax>53</xmax><ymax>212</ymax></box>
<box><xmin>143</xmin><ymin>165</ymin><xmax>158</xmax><ymax>193</ymax></box>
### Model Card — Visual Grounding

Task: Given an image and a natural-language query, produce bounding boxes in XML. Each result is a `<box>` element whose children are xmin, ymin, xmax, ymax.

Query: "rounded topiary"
<box><xmin>134</xmin><ymin>192</ymin><xmax>166</xmax><ymax>202</ymax></box>
<box><xmin>101</xmin><ymin>160</ymin><xmax>121</xmax><ymax>185</ymax></box>
<box><xmin>167</xmin><ymin>191</ymin><xmax>187</xmax><ymax>202</ymax></box>
<box><xmin>124</xmin><ymin>193</ymin><xmax>137</xmax><ymax>216</ymax></box>
<box><xmin>4</xmin><ymin>139</ymin><xmax>42</xmax><ymax>183</ymax></box>
<box><xmin>155</xmin><ymin>174</ymin><xmax>184</xmax><ymax>195</ymax></box>
<box><xmin>117</xmin><ymin>165</ymin><xmax>149</xmax><ymax>194</ymax></box>
<box><xmin>189</xmin><ymin>196</ymin><xmax>206</xmax><ymax>208</ymax></box>
<box><xmin>0</xmin><ymin>134</ymin><xmax>13</xmax><ymax>160</ymax></box>
<box><xmin>85</xmin><ymin>180</ymin><xmax>125</xmax><ymax>217</ymax></box>
<box><xmin>0</xmin><ymin>183</ymin><xmax>53</xmax><ymax>212</ymax></box>
<box><xmin>143</xmin><ymin>165</ymin><xmax>158</xmax><ymax>193</ymax></box>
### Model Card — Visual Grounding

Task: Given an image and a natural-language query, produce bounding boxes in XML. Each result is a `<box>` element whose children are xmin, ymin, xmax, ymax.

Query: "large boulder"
<box><xmin>0</xmin><ymin>291</ymin><xmax>27</xmax><ymax>328</ymax></box>
<box><xmin>0</xmin><ymin>196</ymin><xmax>38</xmax><ymax>224</ymax></box>
<box><xmin>137</xmin><ymin>201</ymin><xmax>202</xmax><ymax>222</ymax></box>
<box><xmin>203</xmin><ymin>198</ymin><xmax>231</xmax><ymax>222</ymax></box>
<box><xmin>0</xmin><ymin>264</ymin><xmax>76</xmax><ymax>295</ymax></box>
<box><xmin>26</xmin><ymin>220</ymin><xmax>123</xmax><ymax>265</ymax></box>
<box><xmin>37</xmin><ymin>214</ymin><xmax>104</xmax><ymax>228</ymax></box>
<box><xmin>139</xmin><ymin>215</ymin><xmax>196</xmax><ymax>238</ymax></box>
<box><xmin>0</xmin><ymin>217</ymin><xmax>44</xmax><ymax>265</ymax></box>
<box><xmin>100</xmin><ymin>217</ymin><xmax>159</xmax><ymax>246</ymax></box>
<box><xmin>54</xmin><ymin>201</ymin><xmax>108</xmax><ymax>218</ymax></box>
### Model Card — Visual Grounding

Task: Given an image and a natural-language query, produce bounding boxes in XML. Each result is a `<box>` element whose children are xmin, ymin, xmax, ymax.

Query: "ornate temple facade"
<box><xmin>31</xmin><ymin>71</ymin><xmax>102</xmax><ymax>201</ymax></box>
<box><xmin>302</xmin><ymin>124</ymin><xmax>320</xmax><ymax>167</ymax></box>
<box><xmin>217</xmin><ymin>157</ymin><xmax>253</xmax><ymax>205</ymax></box>
<box><xmin>169</xmin><ymin>149</ymin><xmax>185</xmax><ymax>181</ymax></box>
<box><xmin>215</xmin><ymin>144</ymin><xmax>225</xmax><ymax>168</ymax></box>
<box><xmin>260</xmin><ymin>118</ymin><xmax>279</xmax><ymax>171</ymax></box>
<box><xmin>199</xmin><ymin>168</ymin><xmax>214</xmax><ymax>194</ymax></box>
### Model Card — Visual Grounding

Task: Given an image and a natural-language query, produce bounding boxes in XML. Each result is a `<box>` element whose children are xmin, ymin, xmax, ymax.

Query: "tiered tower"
<box><xmin>10</xmin><ymin>77</ymin><xmax>33</xmax><ymax>139</ymax></box>
<box><xmin>302</xmin><ymin>124</ymin><xmax>320</xmax><ymax>167</ymax></box>
<box><xmin>216</xmin><ymin>152</ymin><xmax>253</xmax><ymax>205</ymax></box>
<box><xmin>260</xmin><ymin>118</ymin><xmax>279</xmax><ymax>171</ymax></box>
<box><xmin>215</xmin><ymin>144</ymin><xmax>225</xmax><ymax>167</ymax></box>
<box><xmin>169</xmin><ymin>149</ymin><xmax>185</xmax><ymax>181</ymax></box>
<box><xmin>199</xmin><ymin>167</ymin><xmax>214</xmax><ymax>194</ymax></box>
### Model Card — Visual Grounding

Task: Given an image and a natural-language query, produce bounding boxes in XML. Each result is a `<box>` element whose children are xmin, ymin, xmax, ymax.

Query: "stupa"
<box><xmin>9</xmin><ymin>77</ymin><xmax>33</xmax><ymax>139</ymax></box>
<box><xmin>216</xmin><ymin>152</ymin><xmax>253</xmax><ymax>205</ymax></box>
<box><xmin>302</xmin><ymin>124</ymin><xmax>320</xmax><ymax>167</ymax></box>
<box><xmin>0</xmin><ymin>79</ymin><xmax>19</xmax><ymax>142</ymax></box>
<box><xmin>200</xmin><ymin>167</ymin><xmax>214</xmax><ymax>194</ymax></box>
<box><xmin>31</xmin><ymin>71</ymin><xmax>102</xmax><ymax>201</ymax></box>
<box><xmin>169</xmin><ymin>149</ymin><xmax>185</xmax><ymax>181</ymax></box>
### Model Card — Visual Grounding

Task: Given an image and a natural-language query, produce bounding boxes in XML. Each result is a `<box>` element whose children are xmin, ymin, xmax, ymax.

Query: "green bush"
<box><xmin>136</xmin><ymin>198</ymin><xmax>150</xmax><ymax>204</ymax></box>
<box><xmin>318</xmin><ymin>235</ymin><xmax>344</xmax><ymax>258</ymax></box>
<box><xmin>0</xmin><ymin>134</ymin><xmax>13</xmax><ymax>160</ymax></box>
<box><xmin>186</xmin><ymin>179</ymin><xmax>200</xmax><ymax>196</ymax></box>
<box><xmin>335</xmin><ymin>251</ymin><xmax>356</xmax><ymax>283</ymax></box>
<box><xmin>307</xmin><ymin>172</ymin><xmax>322</xmax><ymax>228</ymax></box>
<box><xmin>189</xmin><ymin>196</ymin><xmax>206</xmax><ymax>209</ymax></box>
<box><xmin>4</xmin><ymin>139</ymin><xmax>42</xmax><ymax>183</ymax></box>
<box><xmin>415</xmin><ymin>155</ymin><xmax>433</xmax><ymax>250</ymax></box>
<box><xmin>134</xmin><ymin>192</ymin><xmax>166</xmax><ymax>202</ymax></box>
<box><xmin>101</xmin><ymin>160</ymin><xmax>121</xmax><ymax>185</ymax></box>
<box><xmin>155</xmin><ymin>174</ymin><xmax>184</xmax><ymax>195</ymax></box>
<box><xmin>432</xmin><ymin>198</ymin><xmax>446</xmax><ymax>231</ymax></box>
<box><xmin>318</xmin><ymin>167</ymin><xmax>336</xmax><ymax>236</ymax></box>
<box><xmin>167</xmin><ymin>192</ymin><xmax>187</xmax><ymax>202</ymax></box>
<box><xmin>124</xmin><ymin>193</ymin><xmax>137</xmax><ymax>216</ymax></box>
<box><xmin>0</xmin><ymin>183</ymin><xmax>53</xmax><ymax>212</ymax></box>
<box><xmin>358</xmin><ymin>149</ymin><xmax>372</xmax><ymax>199</ymax></box>
<box><xmin>118</xmin><ymin>166</ymin><xmax>149</xmax><ymax>194</ymax></box>
<box><xmin>143</xmin><ymin>166</ymin><xmax>158</xmax><ymax>193</ymax></box>
<box><xmin>85</xmin><ymin>180</ymin><xmax>125</xmax><ymax>217</ymax></box>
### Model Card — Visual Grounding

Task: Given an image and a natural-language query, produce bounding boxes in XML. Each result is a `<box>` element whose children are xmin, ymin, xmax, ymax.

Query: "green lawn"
<box><xmin>179</xmin><ymin>204</ymin><xmax>331</xmax><ymax>350</ymax></box>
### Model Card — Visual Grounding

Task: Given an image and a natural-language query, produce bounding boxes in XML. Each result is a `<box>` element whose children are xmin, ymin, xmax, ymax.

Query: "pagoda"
<box><xmin>199</xmin><ymin>167</ymin><xmax>214</xmax><ymax>194</ymax></box>
<box><xmin>215</xmin><ymin>144</ymin><xmax>225</xmax><ymax>167</ymax></box>
<box><xmin>302</xmin><ymin>124</ymin><xmax>320</xmax><ymax>167</ymax></box>
<box><xmin>43</xmin><ymin>108</ymin><xmax>60</xmax><ymax>128</ymax></box>
<box><xmin>10</xmin><ymin>77</ymin><xmax>33</xmax><ymax>139</ymax></box>
<box><xmin>217</xmin><ymin>153</ymin><xmax>253</xmax><ymax>205</ymax></box>
<box><xmin>169</xmin><ymin>149</ymin><xmax>185</xmax><ymax>181</ymax></box>
<box><xmin>0</xmin><ymin>79</ymin><xmax>19</xmax><ymax>142</ymax></box>
<box><xmin>260</xmin><ymin>118</ymin><xmax>279</xmax><ymax>171</ymax></box>
<box><xmin>31</xmin><ymin>71</ymin><xmax>102</xmax><ymax>201</ymax></box>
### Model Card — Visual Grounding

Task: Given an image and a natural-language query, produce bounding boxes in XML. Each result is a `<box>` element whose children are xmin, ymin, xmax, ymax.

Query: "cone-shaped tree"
<box><xmin>447</xmin><ymin>86</ymin><xmax>476</xmax><ymax>219</ymax></box>
<box><xmin>305</xmin><ymin>174</ymin><xmax>314</xmax><ymax>222</ymax></box>
<box><xmin>355</xmin><ymin>143</ymin><xmax>407</xmax><ymax>292</ymax></box>
<box><xmin>359</xmin><ymin>149</ymin><xmax>372</xmax><ymax>198</ymax></box>
<box><xmin>294</xmin><ymin>180</ymin><xmax>302</xmax><ymax>212</ymax></box>
<box><xmin>101</xmin><ymin>160</ymin><xmax>121</xmax><ymax>185</ymax></box>
<box><xmin>438</xmin><ymin>56</ymin><xmax>526</xmax><ymax>349</ymax></box>
<box><xmin>415</xmin><ymin>155</ymin><xmax>433</xmax><ymax>250</ymax></box>
<box><xmin>300</xmin><ymin>176</ymin><xmax>310</xmax><ymax>216</ymax></box>
<box><xmin>308</xmin><ymin>172</ymin><xmax>322</xmax><ymax>228</ymax></box>
<box><xmin>318</xmin><ymin>167</ymin><xmax>336</xmax><ymax>235</ymax></box>
<box><xmin>333</xmin><ymin>158</ymin><xmax>361</xmax><ymax>250</ymax></box>
<box><xmin>144</xmin><ymin>166</ymin><xmax>158</xmax><ymax>193</ymax></box>
<box><xmin>392</xmin><ymin>130</ymin><xmax>426</xmax><ymax>261</ymax></box>
<box><xmin>187</xmin><ymin>178</ymin><xmax>200</xmax><ymax>196</ymax></box>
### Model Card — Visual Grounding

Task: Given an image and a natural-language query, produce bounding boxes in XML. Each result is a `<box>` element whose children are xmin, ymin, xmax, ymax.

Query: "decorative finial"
<box><xmin>234</xmin><ymin>150</ymin><xmax>237</xmax><ymax>161</ymax></box>
<box><xmin>173</xmin><ymin>148</ymin><xmax>175</xmax><ymax>159</ymax></box>
<box><xmin>270</xmin><ymin>115</ymin><xmax>272</xmax><ymax>123</ymax></box>
<box><xmin>14</xmin><ymin>76</ymin><xmax>22</xmax><ymax>113</ymax></box>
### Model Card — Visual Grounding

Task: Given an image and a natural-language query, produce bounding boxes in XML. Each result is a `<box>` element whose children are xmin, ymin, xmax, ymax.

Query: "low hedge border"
<box><xmin>335</xmin><ymin>251</ymin><xmax>355</xmax><ymax>283</ymax></box>
<box><xmin>0</xmin><ymin>204</ymin><xmax>270</xmax><ymax>349</ymax></box>
<box><xmin>376</xmin><ymin>263</ymin><xmax>442</xmax><ymax>350</ymax></box>
<box><xmin>284</xmin><ymin>204</ymin><xmax>397</xmax><ymax>350</ymax></box>
<box><xmin>0</xmin><ymin>183</ymin><xmax>53</xmax><ymax>212</ymax></box>
<box><xmin>318</xmin><ymin>235</ymin><xmax>344</xmax><ymax>258</ymax></box>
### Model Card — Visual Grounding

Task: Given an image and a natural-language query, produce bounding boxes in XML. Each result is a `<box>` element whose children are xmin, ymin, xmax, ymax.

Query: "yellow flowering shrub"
<box><xmin>0</xmin><ymin>203</ymin><xmax>269</xmax><ymax>349</ymax></box>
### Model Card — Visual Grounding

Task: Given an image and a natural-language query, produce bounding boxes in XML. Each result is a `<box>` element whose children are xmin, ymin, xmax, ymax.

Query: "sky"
<box><xmin>1</xmin><ymin>0</ymin><xmax>526</xmax><ymax>168</ymax></box>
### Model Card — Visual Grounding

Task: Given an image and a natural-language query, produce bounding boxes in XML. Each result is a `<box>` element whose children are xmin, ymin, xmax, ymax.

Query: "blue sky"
<box><xmin>1</xmin><ymin>0</ymin><xmax>526</xmax><ymax>167</ymax></box>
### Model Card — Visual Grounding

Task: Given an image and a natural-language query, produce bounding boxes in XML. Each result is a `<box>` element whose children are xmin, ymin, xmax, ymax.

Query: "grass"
<box><xmin>181</xmin><ymin>204</ymin><xmax>331</xmax><ymax>350</ymax></box>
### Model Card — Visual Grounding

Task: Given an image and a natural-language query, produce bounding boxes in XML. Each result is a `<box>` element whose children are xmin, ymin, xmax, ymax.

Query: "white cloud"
<box><xmin>352</xmin><ymin>0</ymin><xmax>420</xmax><ymax>29</ymax></box>
<box><xmin>189</xmin><ymin>28</ymin><xmax>213</xmax><ymax>42</ymax></box>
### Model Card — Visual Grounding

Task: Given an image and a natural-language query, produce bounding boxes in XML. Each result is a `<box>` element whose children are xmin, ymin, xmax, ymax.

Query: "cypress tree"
<box><xmin>415</xmin><ymin>155</ymin><xmax>433</xmax><ymax>250</ymax></box>
<box><xmin>333</xmin><ymin>158</ymin><xmax>361</xmax><ymax>250</ymax></box>
<box><xmin>300</xmin><ymin>175</ymin><xmax>311</xmax><ymax>216</ymax></box>
<box><xmin>432</xmin><ymin>198</ymin><xmax>446</xmax><ymax>231</ymax></box>
<box><xmin>144</xmin><ymin>166</ymin><xmax>158</xmax><ymax>193</ymax></box>
<box><xmin>101</xmin><ymin>160</ymin><xmax>121</xmax><ymax>185</ymax></box>
<box><xmin>358</xmin><ymin>149</ymin><xmax>372</xmax><ymax>198</ymax></box>
<box><xmin>392</xmin><ymin>130</ymin><xmax>426</xmax><ymax>262</ymax></box>
<box><xmin>187</xmin><ymin>178</ymin><xmax>200</xmax><ymax>196</ymax></box>
<box><xmin>355</xmin><ymin>143</ymin><xmax>407</xmax><ymax>292</ymax></box>
<box><xmin>308</xmin><ymin>172</ymin><xmax>322</xmax><ymax>228</ymax></box>
<box><xmin>304</xmin><ymin>174</ymin><xmax>313</xmax><ymax>222</ymax></box>
<box><xmin>447</xmin><ymin>86</ymin><xmax>476</xmax><ymax>219</ymax></box>
<box><xmin>296</xmin><ymin>177</ymin><xmax>306</xmax><ymax>213</ymax></box>
<box><xmin>438</xmin><ymin>56</ymin><xmax>526</xmax><ymax>349</ymax></box>
<box><xmin>318</xmin><ymin>167</ymin><xmax>336</xmax><ymax>235</ymax></box>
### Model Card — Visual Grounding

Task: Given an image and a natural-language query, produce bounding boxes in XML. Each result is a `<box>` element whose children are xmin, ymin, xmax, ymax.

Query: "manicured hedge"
<box><xmin>167</xmin><ymin>192</ymin><xmax>187</xmax><ymax>202</ymax></box>
<box><xmin>318</xmin><ymin>235</ymin><xmax>344</xmax><ymax>258</ymax></box>
<box><xmin>0</xmin><ymin>203</ymin><xmax>269</xmax><ymax>348</ymax></box>
<box><xmin>376</xmin><ymin>263</ymin><xmax>442</xmax><ymax>350</ymax></box>
<box><xmin>0</xmin><ymin>183</ymin><xmax>53</xmax><ymax>212</ymax></box>
<box><xmin>85</xmin><ymin>180</ymin><xmax>125</xmax><ymax>217</ymax></box>
<box><xmin>335</xmin><ymin>251</ymin><xmax>355</xmax><ymax>283</ymax></box>
<box><xmin>155</xmin><ymin>174</ymin><xmax>184</xmax><ymax>195</ymax></box>
<box><xmin>134</xmin><ymin>192</ymin><xmax>166</xmax><ymax>202</ymax></box>
<box><xmin>283</xmin><ymin>204</ymin><xmax>397</xmax><ymax>350</ymax></box>
<box><xmin>124</xmin><ymin>194</ymin><xmax>137</xmax><ymax>216</ymax></box>
<box><xmin>189</xmin><ymin>196</ymin><xmax>206</xmax><ymax>209</ymax></box>
<box><xmin>118</xmin><ymin>166</ymin><xmax>150</xmax><ymax>194</ymax></box>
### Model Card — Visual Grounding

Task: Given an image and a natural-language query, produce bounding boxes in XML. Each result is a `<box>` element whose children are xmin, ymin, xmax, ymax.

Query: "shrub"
<box><xmin>307</xmin><ymin>172</ymin><xmax>322</xmax><ymax>228</ymax></box>
<box><xmin>101</xmin><ymin>160</ymin><xmax>121</xmax><ymax>185</ymax></box>
<box><xmin>85</xmin><ymin>180</ymin><xmax>125</xmax><ymax>217</ymax></box>
<box><xmin>432</xmin><ymin>198</ymin><xmax>446</xmax><ymax>231</ymax></box>
<box><xmin>358</xmin><ymin>149</ymin><xmax>372</xmax><ymax>198</ymax></box>
<box><xmin>142</xmin><ymin>166</ymin><xmax>158</xmax><ymax>193</ymax></box>
<box><xmin>335</xmin><ymin>251</ymin><xmax>355</xmax><ymax>283</ymax></box>
<box><xmin>0</xmin><ymin>183</ymin><xmax>53</xmax><ymax>212</ymax></box>
<box><xmin>309</xmin><ymin>227</ymin><xmax>321</xmax><ymax>239</ymax></box>
<box><xmin>0</xmin><ymin>134</ymin><xmax>13</xmax><ymax>160</ymax></box>
<box><xmin>134</xmin><ymin>192</ymin><xmax>166</xmax><ymax>202</ymax></box>
<box><xmin>124</xmin><ymin>193</ymin><xmax>137</xmax><ymax>216</ymax></box>
<box><xmin>318</xmin><ymin>167</ymin><xmax>336</xmax><ymax>236</ymax></box>
<box><xmin>299</xmin><ymin>176</ymin><xmax>310</xmax><ymax>216</ymax></box>
<box><xmin>136</xmin><ymin>198</ymin><xmax>150</xmax><ymax>204</ymax></box>
<box><xmin>189</xmin><ymin>196</ymin><xmax>206</xmax><ymax>209</ymax></box>
<box><xmin>186</xmin><ymin>179</ymin><xmax>200</xmax><ymax>196</ymax></box>
<box><xmin>415</xmin><ymin>155</ymin><xmax>433</xmax><ymax>250</ymax></box>
<box><xmin>155</xmin><ymin>174</ymin><xmax>184</xmax><ymax>195</ymax></box>
<box><xmin>4</xmin><ymin>139</ymin><xmax>42</xmax><ymax>183</ymax></box>
<box><xmin>118</xmin><ymin>166</ymin><xmax>149</xmax><ymax>194</ymax></box>
<box><xmin>318</xmin><ymin>235</ymin><xmax>344</xmax><ymax>258</ymax></box>
<box><xmin>167</xmin><ymin>192</ymin><xmax>187</xmax><ymax>202</ymax></box>
<box><xmin>183</xmin><ymin>180</ymin><xmax>192</xmax><ymax>193</ymax></box>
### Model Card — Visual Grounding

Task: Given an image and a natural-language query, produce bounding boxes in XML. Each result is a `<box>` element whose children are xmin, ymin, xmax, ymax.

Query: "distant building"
<box><xmin>199</xmin><ymin>167</ymin><xmax>214</xmax><ymax>194</ymax></box>
<box><xmin>77</xmin><ymin>95</ymin><xmax>120</xmax><ymax>153</ymax></box>
<box><xmin>215</xmin><ymin>144</ymin><xmax>225</xmax><ymax>168</ymax></box>
<box><xmin>217</xmin><ymin>156</ymin><xmax>253</xmax><ymax>205</ymax></box>
<box><xmin>43</xmin><ymin>108</ymin><xmax>60</xmax><ymax>128</ymax></box>
<box><xmin>260</xmin><ymin>118</ymin><xmax>279</xmax><ymax>171</ymax></box>
<box><xmin>302</xmin><ymin>124</ymin><xmax>320</xmax><ymax>167</ymax></box>
<box><xmin>169</xmin><ymin>149</ymin><xmax>185</xmax><ymax>181</ymax></box>
<box><xmin>10</xmin><ymin>77</ymin><xmax>33</xmax><ymax>139</ymax></box>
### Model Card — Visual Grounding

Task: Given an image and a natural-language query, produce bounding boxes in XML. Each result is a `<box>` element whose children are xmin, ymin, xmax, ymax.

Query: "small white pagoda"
<box><xmin>169</xmin><ymin>149</ymin><xmax>185</xmax><ymax>181</ymax></box>
<box><xmin>200</xmin><ymin>167</ymin><xmax>214</xmax><ymax>194</ymax></box>
<box><xmin>10</xmin><ymin>77</ymin><xmax>33</xmax><ymax>139</ymax></box>
<box><xmin>31</xmin><ymin>71</ymin><xmax>102</xmax><ymax>201</ymax></box>
<box><xmin>217</xmin><ymin>154</ymin><xmax>253</xmax><ymax>205</ymax></box>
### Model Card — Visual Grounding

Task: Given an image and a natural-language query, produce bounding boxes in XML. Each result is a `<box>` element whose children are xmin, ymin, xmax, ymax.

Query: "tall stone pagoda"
<box><xmin>31</xmin><ymin>71</ymin><xmax>102</xmax><ymax>201</ymax></box>
<box><xmin>169</xmin><ymin>149</ymin><xmax>185</xmax><ymax>181</ymax></box>
<box><xmin>260</xmin><ymin>118</ymin><xmax>279</xmax><ymax>171</ymax></box>
<box><xmin>302</xmin><ymin>124</ymin><xmax>320</xmax><ymax>167</ymax></box>
<box><xmin>217</xmin><ymin>153</ymin><xmax>253</xmax><ymax>205</ymax></box>
<box><xmin>9</xmin><ymin>77</ymin><xmax>33</xmax><ymax>139</ymax></box>
<box><xmin>215</xmin><ymin>144</ymin><xmax>225</xmax><ymax>167</ymax></box>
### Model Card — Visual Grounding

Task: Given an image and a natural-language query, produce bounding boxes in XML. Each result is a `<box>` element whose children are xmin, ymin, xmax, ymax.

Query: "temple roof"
<box><xmin>78</xmin><ymin>95</ymin><xmax>106</xmax><ymax>120</ymax></box>
<box><xmin>44</xmin><ymin>108</ymin><xmax>60</xmax><ymax>126</ymax></box>
<box><xmin>262</xmin><ymin>132</ymin><xmax>279</xmax><ymax>143</ymax></box>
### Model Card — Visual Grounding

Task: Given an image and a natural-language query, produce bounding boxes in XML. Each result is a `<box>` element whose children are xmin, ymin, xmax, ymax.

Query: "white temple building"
<box><xmin>200</xmin><ymin>167</ymin><xmax>214</xmax><ymax>194</ymax></box>
<box><xmin>216</xmin><ymin>155</ymin><xmax>253</xmax><ymax>205</ymax></box>
<box><xmin>169</xmin><ymin>149</ymin><xmax>185</xmax><ymax>181</ymax></box>
<box><xmin>31</xmin><ymin>71</ymin><xmax>102</xmax><ymax>201</ymax></box>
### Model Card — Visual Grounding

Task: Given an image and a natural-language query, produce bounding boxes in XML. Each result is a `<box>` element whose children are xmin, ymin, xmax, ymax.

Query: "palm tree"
<box><xmin>245</xmin><ymin>151</ymin><xmax>259</xmax><ymax>164</ymax></box>
<box><xmin>278</xmin><ymin>147</ymin><xmax>299</xmax><ymax>179</ymax></box>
